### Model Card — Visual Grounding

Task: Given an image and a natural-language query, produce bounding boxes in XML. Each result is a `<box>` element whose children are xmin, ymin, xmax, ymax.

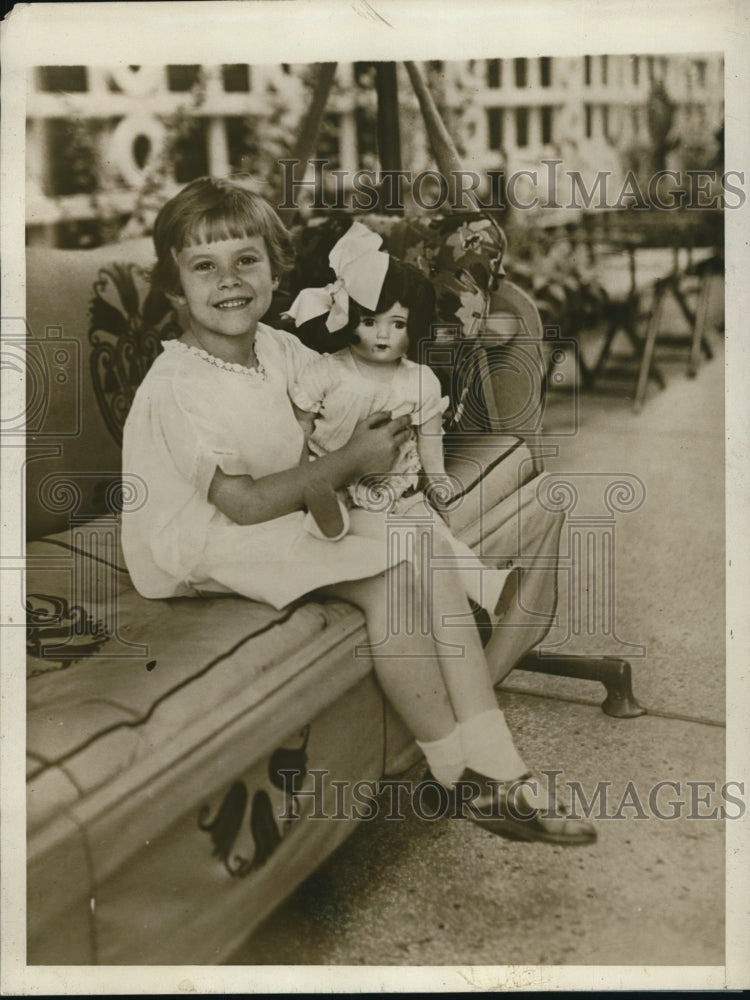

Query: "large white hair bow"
<box><xmin>286</xmin><ymin>222</ymin><xmax>390</xmax><ymax>332</ymax></box>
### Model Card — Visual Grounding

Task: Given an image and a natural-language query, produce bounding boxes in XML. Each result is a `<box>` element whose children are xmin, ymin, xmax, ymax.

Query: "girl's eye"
<box><xmin>194</xmin><ymin>261</ymin><xmax>214</xmax><ymax>272</ymax></box>
<box><xmin>239</xmin><ymin>256</ymin><xmax>258</xmax><ymax>266</ymax></box>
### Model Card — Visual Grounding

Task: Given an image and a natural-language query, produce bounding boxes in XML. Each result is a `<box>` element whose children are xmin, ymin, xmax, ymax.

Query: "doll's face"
<box><xmin>350</xmin><ymin>302</ymin><xmax>410</xmax><ymax>366</ymax></box>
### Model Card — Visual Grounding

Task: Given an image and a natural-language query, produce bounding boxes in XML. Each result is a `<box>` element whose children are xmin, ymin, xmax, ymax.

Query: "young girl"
<box><xmin>287</xmin><ymin>223</ymin><xmax>514</xmax><ymax>619</ymax></box>
<box><xmin>121</xmin><ymin>175</ymin><xmax>595</xmax><ymax>847</ymax></box>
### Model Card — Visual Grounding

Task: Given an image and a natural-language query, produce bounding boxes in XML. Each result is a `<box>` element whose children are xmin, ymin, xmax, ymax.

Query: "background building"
<box><xmin>26</xmin><ymin>54</ymin><xmax>724</xmax><ymax>247</ymax></box>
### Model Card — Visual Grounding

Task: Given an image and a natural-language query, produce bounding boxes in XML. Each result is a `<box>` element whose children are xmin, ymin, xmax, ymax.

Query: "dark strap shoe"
<box><xmin>418</xmin><ymin>768</ymin><xmax>597</xmax><ymax>847</ymax></box>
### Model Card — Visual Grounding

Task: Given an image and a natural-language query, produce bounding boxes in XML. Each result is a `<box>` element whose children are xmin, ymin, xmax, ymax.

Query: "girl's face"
<box><xmin>350</xmin><ymin>302</ymin><xmax>410</xmax><ymax>366</ymax></box>
<box><xmin>174</xmin><ymin>235</ymin><xmax>276</xmax><ymax>345</ymax></box>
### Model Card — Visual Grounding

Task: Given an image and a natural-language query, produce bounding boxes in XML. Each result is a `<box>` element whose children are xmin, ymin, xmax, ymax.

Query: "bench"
<box><xmin>23</xmin><ymin>237</ymin><xmax>567</xmax><ymax>964</ymax></box>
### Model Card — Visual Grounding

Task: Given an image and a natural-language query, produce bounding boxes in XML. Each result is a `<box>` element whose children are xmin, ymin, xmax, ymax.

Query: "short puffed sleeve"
<box><xmin>289</xmin><ymin>354</ymin><xmax>338</xmax><ymax>414</ymax></box>
<box><xmin>409</xmin><ymin>363</ymin><xmax>450</xmax><ymax>427</ymax></box>
<box><xmin>143</xmin><ymin>363</ymin><xmax>246</xmax><ymax>500</ymax></box>
<box><xmin>261</xmin><ymin>325</ymin><xmax>320</xmax><ymax>395</ymax></box>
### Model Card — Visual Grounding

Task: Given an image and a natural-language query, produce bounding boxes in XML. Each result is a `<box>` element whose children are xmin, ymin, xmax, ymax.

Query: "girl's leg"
<box><xmin>323</xmin><ymin>522</ymin><xmax>596</xmax><ymax>844</ymax></box>
<box><xmin>324</xmin><ymin>539</ymin><xmax>526</xmax><ymax>782</ymax></box>
<box><xmin>322</xmin><ymin>565</ymin><xmax>458</xmax><ymax>743</ymax></box>
<box><xmin>323</xmin><ymin>565</ymin><xmax>467</xmax><ymax>786</ymax></box>
<box><xmin>426</xmin><ymin>532</ymin><xmax>501</xmax><ymax>721</ymax></box>
<box><xmin>424</xmin><ymin>532</ymin><xmax>528</xmax><ymax>779</ymax></box>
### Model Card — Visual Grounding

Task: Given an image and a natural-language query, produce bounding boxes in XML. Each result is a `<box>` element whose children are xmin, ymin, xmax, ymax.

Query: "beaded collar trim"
<box><xmin>162</xmin><ymin>337</ymin><xmax>267</xmax><ymax>379</ymax></box>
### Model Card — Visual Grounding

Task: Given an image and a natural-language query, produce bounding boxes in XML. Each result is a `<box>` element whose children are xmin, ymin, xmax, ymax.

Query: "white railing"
<box><xmin>26</xmin><ymin>64</ymin><xmax>309</xmax><ymax>245</ymax></box>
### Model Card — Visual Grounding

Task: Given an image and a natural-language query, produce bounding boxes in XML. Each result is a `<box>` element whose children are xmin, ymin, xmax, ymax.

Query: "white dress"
<box><xmin>121</xmin><ymin>326</ymin><xmax>509</xmax><ymax>611</ymax></box>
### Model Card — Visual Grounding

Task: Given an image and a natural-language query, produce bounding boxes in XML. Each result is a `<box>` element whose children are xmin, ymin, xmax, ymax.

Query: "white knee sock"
<box><xmin>459</xmin><ymin>707</ymin><xmax>527</xmax><ymax>781</ymax></box>
<box><xmin>416</xmin><ymin>725</ymin><xmax>465</xmax><ymax>787</ymax></box>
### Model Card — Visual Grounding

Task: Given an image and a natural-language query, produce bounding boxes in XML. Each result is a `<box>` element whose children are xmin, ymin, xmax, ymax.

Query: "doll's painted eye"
<box><xmin>360</xmin><ymin>316</ymin><xmax>376</xmax><ymax>327</ymax></box>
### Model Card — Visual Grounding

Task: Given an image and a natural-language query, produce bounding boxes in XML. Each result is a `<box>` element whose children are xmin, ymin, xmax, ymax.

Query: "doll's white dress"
<box><xmin>122</xmin><ymin>326</ymin><xmax>509</xmax><ymax>611</ymax></box>
<box><xmin>291</xmin><ymin>348</ymin><xmax>448</xmax><ymax>513</ymax></box>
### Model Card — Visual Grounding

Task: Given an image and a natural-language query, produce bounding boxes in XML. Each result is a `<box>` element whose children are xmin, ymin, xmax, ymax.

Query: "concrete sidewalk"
<box><xmin>230</xmin><ymin>314</ymin><xmax>727</xmax><ymax>970</ymax></box>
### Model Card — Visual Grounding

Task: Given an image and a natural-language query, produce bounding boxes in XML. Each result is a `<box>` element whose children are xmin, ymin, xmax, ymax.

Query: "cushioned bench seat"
<box><xmin>27</xmin><ymin>433</ymin><xmax>539</xmax><ymax>964</ymax></box>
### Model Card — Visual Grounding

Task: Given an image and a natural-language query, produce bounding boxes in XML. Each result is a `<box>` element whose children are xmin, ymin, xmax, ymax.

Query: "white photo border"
<box><xmin>2</xmin><ymin>0</ymin><xmax>748</xmax><ymax>993</ymax></box>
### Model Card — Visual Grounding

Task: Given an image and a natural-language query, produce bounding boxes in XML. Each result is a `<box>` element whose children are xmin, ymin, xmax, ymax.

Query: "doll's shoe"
<box><xmin>418</xmin><ymin>768</ymin><xmax>597</xmax><ymax>847</ymax></box>
<box><xmin>304</xmin><ymin>480</ymin><xmax>346</xmax><ymax>540</ymax></box>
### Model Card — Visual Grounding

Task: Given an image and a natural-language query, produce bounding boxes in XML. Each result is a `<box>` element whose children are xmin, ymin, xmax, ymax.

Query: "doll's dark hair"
<box><xmin>317</xmin><ymin>258</ymin><xmax>436</xmax><ymax>361</ymax></box>
<box><xmin>150</xmin><ymin>175</ymin><xmax>295</xmax><ymax>297</ymax></box>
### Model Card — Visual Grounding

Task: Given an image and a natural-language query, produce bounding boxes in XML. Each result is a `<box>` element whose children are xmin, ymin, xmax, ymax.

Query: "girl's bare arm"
<box><xmin>208</xmin><ymin>413</ymin><xmax>411</xmax><ymax>526</ymax></box>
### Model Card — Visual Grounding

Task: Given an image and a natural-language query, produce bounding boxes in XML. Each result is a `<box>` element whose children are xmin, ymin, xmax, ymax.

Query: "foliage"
<box><xmin>233</xmin><ymin>76</ymin><xmax>306</xmax><ymax>202</ymax></box>
<box><xmin>58</xmin><ymin>115</ymin><xmax>101</xmax><ymax>196</ymax></box>
<box><xmin>119</xmin><ymin>74</ymin><xmax>208</xmax><ymax>239</ymax></box>
<box><xmin>502</xmin><ymin>219</ymin><xmax>609</xmax><ymax>337</ymax></box>
<box><xmin>280</xmin><ymin>204</ymin><xmax>613</xmax><ymax>359</ymax></box>
<box><xmin>280</xmin><ymin>211</ymin><xmax>506</xmax><ymax>343</ymax></box>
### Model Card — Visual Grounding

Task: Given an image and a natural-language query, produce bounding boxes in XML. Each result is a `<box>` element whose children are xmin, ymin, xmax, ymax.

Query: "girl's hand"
<box><xmin>344</xmin><ymin>412</ymin><xmax>412</xmax><ymax>478</ymax></box>
<box><xmin>207</xmin><ymin>414</ymin><xmax>410</xmax><ymax>528</ymax></box>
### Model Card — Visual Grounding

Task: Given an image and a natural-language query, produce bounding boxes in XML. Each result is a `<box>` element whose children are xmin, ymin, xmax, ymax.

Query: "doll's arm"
<box><xmin>417</xmin><ymin>414</ymin><xmax>454</xmax><ymax>524</ymax></box>
<box><xmin>290</xmin><ymin>359</ymin><xmax>329</xmax><ymax>464</ymax></box>
<box><xmin>293</xmin><ymin>402</ymin><xmax>317</xmax><ymax>465</ymax></box>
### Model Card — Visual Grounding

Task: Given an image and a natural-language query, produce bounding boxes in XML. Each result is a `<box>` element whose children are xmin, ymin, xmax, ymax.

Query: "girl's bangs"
<box><xmin>181</xmin><ymin>201</ymin><xmax>263</xmax><ymax>248</ymax></box>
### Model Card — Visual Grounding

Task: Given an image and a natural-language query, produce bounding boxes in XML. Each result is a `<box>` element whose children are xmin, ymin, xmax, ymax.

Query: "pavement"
<box><xmin>229</xmin><ymin>283</ymin><xmax>729</xmax><ymax>973</ymax></box>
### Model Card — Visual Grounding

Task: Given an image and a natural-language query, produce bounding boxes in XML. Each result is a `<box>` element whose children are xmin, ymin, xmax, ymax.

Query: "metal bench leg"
<box><xmin>516</xmin><ymin>652</ymin><xmax>647</xmax><ymax>718</ymax></box>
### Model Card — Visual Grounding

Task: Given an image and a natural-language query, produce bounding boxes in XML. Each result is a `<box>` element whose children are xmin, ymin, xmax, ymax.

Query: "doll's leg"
<box><xmin>391</xmin><ymin>494</ymin><xmax>515</xmax><ymax>617</ymax></box>
<box><xmin>303</xmin><ymin>479</ymin><xmax>349</xmax><ymax>541</ymax></box>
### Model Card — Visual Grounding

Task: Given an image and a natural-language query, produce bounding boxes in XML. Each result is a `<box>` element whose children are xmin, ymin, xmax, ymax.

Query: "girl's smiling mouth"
<box><xmin>215</xmin><ymin>298</ymin><xmax>252</xmax><ymax>310</ymax></box>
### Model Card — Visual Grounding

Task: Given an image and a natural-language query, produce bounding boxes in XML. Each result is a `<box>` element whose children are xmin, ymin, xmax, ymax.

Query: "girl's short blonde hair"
<box><xmin>151</xmin><ymin>175</ymin><xmax>295</xmax><ymax>295</ymax></box>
